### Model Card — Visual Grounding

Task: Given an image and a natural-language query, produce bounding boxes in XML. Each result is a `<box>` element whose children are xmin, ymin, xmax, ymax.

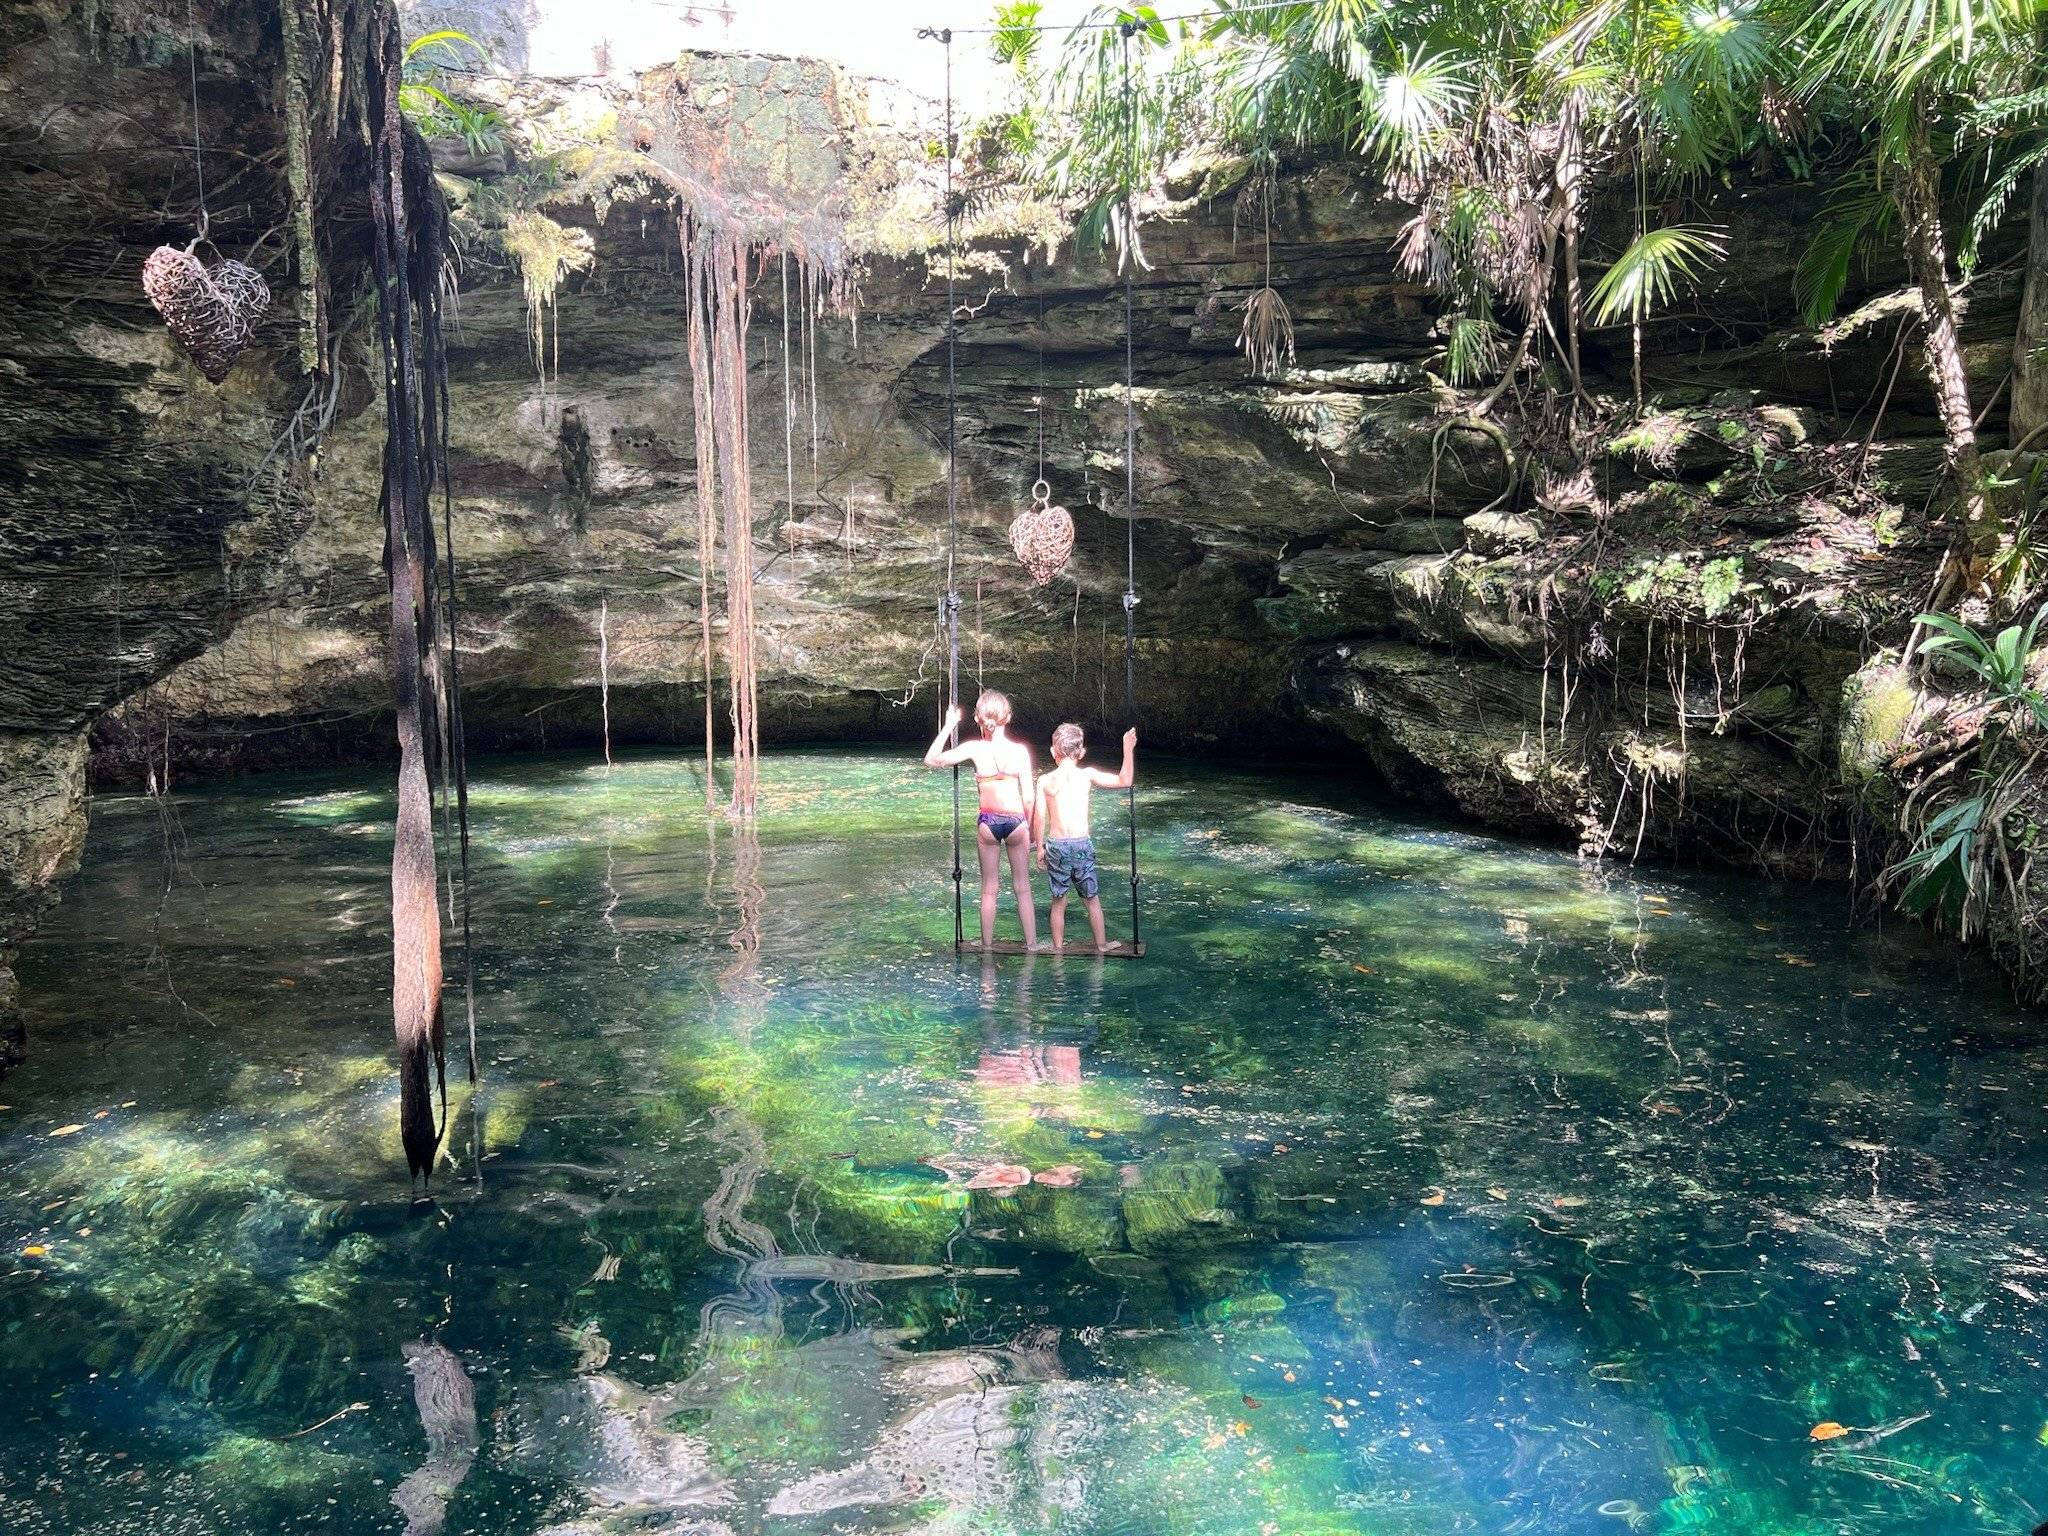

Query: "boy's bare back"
<box><xmin>1034</xmin><ymin>727</ymin><xmax>1137</xmax><ymax>842</ymax></box>
<box><xmin>1037</xmin><ymin>761</ymin><xmax>1108</xmax><ymax>839</ymax></box>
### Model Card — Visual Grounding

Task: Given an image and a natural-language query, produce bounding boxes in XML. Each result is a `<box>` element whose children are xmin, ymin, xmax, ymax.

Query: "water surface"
<box><xmin>3</xmin><ymin>748</ymin><xmax>2045</xmax><ymax>1534</ymax></box>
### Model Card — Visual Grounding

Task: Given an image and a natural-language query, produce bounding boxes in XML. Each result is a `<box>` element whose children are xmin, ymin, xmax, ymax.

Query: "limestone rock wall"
<box><xmin>0</xmin><ymin>0</ymin><xmax>383</xmax><ymax>1057</ymax></box>
<box><xmin>4</xmin><ymin>7</ymin><xmax>2040</xmax><ymax>1053</ymax></box>
<box><xmin>124</xmin><ymin>134</ymin><xmax>2018</xmax><ymax>895</ymax></box>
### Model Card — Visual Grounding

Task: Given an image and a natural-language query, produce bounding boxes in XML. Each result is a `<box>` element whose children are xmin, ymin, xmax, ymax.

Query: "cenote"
<box><xmin>2</xmin><ymin>749</ymin><xmax>2044</xmax><ymax>1534</ymax></box>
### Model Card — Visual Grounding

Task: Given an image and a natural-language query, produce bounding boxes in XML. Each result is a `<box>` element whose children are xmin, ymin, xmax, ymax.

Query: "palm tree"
<box><xmin>1791</xmin><ymin>0</ymin><xmax>2042</xmax><ymax>596</ymax></box>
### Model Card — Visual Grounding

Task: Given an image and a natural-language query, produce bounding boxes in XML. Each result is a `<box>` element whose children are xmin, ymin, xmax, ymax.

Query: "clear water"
<box><xmin>4</xmin><ymin>748</ymin><xmax>2046</xmax><ymax>1536</ymax></box>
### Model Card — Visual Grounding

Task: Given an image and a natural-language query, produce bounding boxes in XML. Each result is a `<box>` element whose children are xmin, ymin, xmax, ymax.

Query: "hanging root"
<box><xmin>1429</xmin><ymin>415</ymin><xmax>1521</xmax><ymax>515</ymax></box>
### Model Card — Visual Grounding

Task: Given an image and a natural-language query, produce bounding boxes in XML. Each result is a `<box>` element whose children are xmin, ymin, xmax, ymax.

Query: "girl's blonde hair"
<box><xmin>974</xmin><ymin>690</ymin><xmax>1012</xmax><ymax>729</ymax></box>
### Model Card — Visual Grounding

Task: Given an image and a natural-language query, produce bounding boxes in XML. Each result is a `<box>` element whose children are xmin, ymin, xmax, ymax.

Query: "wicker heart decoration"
<box><xmin>142</xmin><ymin>244</ymin><xmax>271</xmax><ymax>384</ymax></box>
<box><xmin>1008</xmin><ymin>479</ymin><xmax>1075</xmax><ymax>586</ymax></box>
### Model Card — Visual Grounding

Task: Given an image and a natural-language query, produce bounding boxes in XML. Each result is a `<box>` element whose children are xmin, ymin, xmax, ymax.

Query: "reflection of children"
<box><xmin>924</xmin><ymin>691</ymin><xmax>1039</xmax><ymax>950</ymax></box>
<box><xmin>1032</xmin><ymin>722</ymin><xmax>1136</xmax><ymax>953</ymax></box>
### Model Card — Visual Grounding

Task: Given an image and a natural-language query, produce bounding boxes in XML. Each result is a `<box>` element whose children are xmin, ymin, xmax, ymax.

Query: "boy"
<box><xmin>1032</xmin><ymin>722</ymin><xmax>1137</xmax><ymax>954</ymax></box>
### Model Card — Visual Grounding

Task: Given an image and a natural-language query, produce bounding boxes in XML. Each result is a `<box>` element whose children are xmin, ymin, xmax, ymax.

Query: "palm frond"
<box><xmin>992</xmin><ymin>3</ymin><xmax>1045</xmax><ymax>69</ymax></box>
<box><xmin>1961</xmin><ymin>137</ymin><xmax>2048</xmax><ymax>272</ymax></box>
<box><xmin>1586</xmin><ymin>224</ymin><xmax>1727</xmax><ymax>325</ymax></box>
<box><xmin>1357</xmin><ymin>46</ymin><xmax>1474</xmax><ymax>172</ymax></box>
<box><xmin>1793</xmin><ymin>168</ymin><xmax>1892</xmax><ymax>325</ymax></box>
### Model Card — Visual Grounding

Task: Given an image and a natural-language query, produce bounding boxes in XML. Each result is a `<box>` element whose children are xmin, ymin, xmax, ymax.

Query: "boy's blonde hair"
<box><xmin>1051</xmin><ymin>722</ymin><xmax>1086</xmax><ymax>761</ymax></box>
<box><xmin>974</xmin><ymin>690</ymin><xmax>1012</xmax><ymax>730</ymax></box>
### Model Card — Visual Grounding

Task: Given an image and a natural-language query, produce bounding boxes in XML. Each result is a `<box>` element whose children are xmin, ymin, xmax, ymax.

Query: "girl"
<box><xmin>924</xmin><ymin>690</ymin><xmax>1040</xmax><ymax>951</ymax></box>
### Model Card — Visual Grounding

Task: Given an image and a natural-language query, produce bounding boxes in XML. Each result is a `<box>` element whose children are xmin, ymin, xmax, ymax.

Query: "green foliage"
<box><xmin>1587</xmin><ymin>225</ymin><xmax>1728</xmax><ymax>327</ymax></box>
<box><xmin>397</xmin><ymin>27</ymin><xmax>504</xmax><ymax>154</ymax></box>
<box><xmin>1699</xmin><ymin>556</ymin><xmax>1744</xmax><ymax>617</ymax></box>
<box><xmin>1793</xmin><ymin>167</ymin><xmax>1895</xmax><ymax>325</ymax></box>
<box><xmin>1791</xmin><ymin>0</ymin><xmax>2044</xmax><ymax>321</ymax></box>
<box><xmin>1916</xmin><ymin>609</ymin><xmax>2048</xmax><ymax>718</ymax></box>
<box><xmin>1888</xmin><ymin>608</ymin><xmax>2048</xmax><ymax>929</ymax></box>
<box><xmin>993</xmin><ymin>1</ymin><xmax>1045</xmax><ymax>67</ymax></box>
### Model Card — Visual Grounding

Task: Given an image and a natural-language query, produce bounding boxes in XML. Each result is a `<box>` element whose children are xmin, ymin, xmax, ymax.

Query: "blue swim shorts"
<box><xmin>1044</xmin><ymin>836</ymin><xmax>1099</xmax><ymax>899</ymax></box>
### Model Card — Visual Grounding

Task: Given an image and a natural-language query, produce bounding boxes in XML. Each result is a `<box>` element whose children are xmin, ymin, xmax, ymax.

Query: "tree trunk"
<box><xmin>1896</xmin><ymin>101</ymin><xmax>1999</xmax><ymax>566</ymax></box>
<box><xmin>1557</xmin><ymin>96</ymin><xmax>1586</xmax><ymax>405</ymax></box>
<box><xmin>2015</xmin><ymin>153</ymin><xmax>2048</xmax><ymax>443</ymax></box>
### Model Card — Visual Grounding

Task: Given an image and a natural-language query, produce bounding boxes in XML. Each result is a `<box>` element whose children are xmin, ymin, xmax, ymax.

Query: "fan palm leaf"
<box><xmin>1586</xmin><ymin>223</ymin><xmax>1727</xmax><ymax>324</ymax></box>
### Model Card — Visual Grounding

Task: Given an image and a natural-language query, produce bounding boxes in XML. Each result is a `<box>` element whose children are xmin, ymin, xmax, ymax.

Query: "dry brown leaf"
<box><xmin>1809</xmin><ymin>1421</ymin><xmax>1849</xmax><ymax>1441</ymax></box>
<box><xmin>49</xmin><ymin>1124</ymin><xmax>84</xmax><ymax>1137</ymax></box>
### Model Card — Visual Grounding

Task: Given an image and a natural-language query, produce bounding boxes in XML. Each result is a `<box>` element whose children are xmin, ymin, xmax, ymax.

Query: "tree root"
<box><xmin>1430</xmin><ymin>414</ymin><xmax>1521</xmax><ymax>516</ymax></box>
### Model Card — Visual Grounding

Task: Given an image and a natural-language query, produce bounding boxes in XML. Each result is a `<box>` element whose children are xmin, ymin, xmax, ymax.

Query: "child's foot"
<box><xmin>1097</xmin><ymin>940</ymin><xmax>1125</xmax><ymax>954</ymax></box>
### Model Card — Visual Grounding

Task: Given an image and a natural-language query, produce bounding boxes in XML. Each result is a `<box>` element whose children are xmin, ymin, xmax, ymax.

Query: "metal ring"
<box><xmin>1030</xmin><ymin>478</ymin><xmax>1051</xmax><ymax>504</ymax></box>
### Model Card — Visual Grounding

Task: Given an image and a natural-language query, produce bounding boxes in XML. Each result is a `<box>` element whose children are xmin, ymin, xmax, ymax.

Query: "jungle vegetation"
<box><xmin>988</xmin><ymin>0</ymin><xmax>2046</xmax><ymax>596</ymax></box>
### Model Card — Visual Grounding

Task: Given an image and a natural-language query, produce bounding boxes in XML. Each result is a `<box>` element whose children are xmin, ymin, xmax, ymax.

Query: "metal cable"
<box><xmin>1119</xmin><ymin>20</ymin><xmax>1141</xmax><ymax>953</ymax></box>
<box><xmin>924</xmin><ymin>26</ymin><xmax>965</xmax><ymax>949</ymax></box>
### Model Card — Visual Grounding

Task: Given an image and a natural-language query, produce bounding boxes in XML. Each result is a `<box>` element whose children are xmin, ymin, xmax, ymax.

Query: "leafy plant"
<box><xmin>1587</xmin><ymin>224</ymin><xmax>1728</xmax><ymax>328</ymax></box>
<box><xmin>1699</xmin><ymin>556</ymin><xmax>1744</xmax><ymax>617</ymax></box>
<box><xmin>1887</xmin><ymin>607</ymin><xmax>2048</xmax><ymax>932</ymax></box>
<box><xmin>398</xmin><ymin>28</ymin><xmax>503</xmax><ymax>156</ymax></box>
<box><xmin>1915</xmin><ymin>609</ymin><xmax>2048</xmax><ymax>719</ymax></box>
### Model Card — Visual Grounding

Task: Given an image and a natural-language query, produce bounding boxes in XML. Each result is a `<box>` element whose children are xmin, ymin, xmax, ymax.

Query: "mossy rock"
<box><xmin>1838</xmin><ymin>659</ymin><xmax>1915</xmax><ymax>806</ymax></box>
<box><xmin>1462</xmin><ymin>510</ymin><xmax>1542</xmax><ymax>557</ymax></box>
<box><xmin>1004</xmin><ymin>1186</ymin><xmax>1125</xmax><ymax>1254</ymax></box>
<box><xmin>1122</xmin><ymin>1156</ymin><xmax>1244</xmax><ymax>1254</ymax></box>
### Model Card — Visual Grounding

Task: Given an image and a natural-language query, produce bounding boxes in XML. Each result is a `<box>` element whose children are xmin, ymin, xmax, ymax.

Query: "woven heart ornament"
<box><xmin>142</xmin><ymin>244</ymin><xmax>271</xmax><ymax>383</ymax></box>
<box><xmin>1009</xmin><ymin>479</ymin><xmax>1075</xmax><ymax>586</ymax></box>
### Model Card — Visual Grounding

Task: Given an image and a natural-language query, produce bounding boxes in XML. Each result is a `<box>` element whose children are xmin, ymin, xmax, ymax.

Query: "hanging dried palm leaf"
<box><xmin>1009</xmin><ymin>479</ymin><xmax>1075</xmax><ymax>586</ymax></box>
<box><xmin>1236</xmin><ymin>285</ymin><xmax>1295</xmax><ymax>379</ymax></box>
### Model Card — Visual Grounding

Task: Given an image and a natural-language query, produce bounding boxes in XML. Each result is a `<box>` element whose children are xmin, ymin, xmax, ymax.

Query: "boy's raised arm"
<box><xmin>1092</xmin><ymin>727</ymin><xmax>1137</xmax><ymax>789</ymax></box>
<box><xmin>924</xmin><ymin>705</ymin><xmax>971</xmax><ymax>768</ymax></box>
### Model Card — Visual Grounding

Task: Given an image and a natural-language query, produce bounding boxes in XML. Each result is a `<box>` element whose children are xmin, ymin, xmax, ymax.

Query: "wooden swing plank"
<box><xmin>957</xmin><ymin>939</ymin><xmax>1147</xmax><ymax>959</ymax></box>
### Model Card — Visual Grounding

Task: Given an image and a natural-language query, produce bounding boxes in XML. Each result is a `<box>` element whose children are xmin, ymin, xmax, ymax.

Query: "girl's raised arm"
<box><xmin>924</xmin><ymin>705</ymin><xmax>977</xmax><ymax>769</ymax></box>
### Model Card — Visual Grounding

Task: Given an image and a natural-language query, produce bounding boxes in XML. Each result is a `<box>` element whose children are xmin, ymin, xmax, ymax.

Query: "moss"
<box><xmin>1838</xmin><ymin>659</ymin><xmax>1916</xmax><ymax>799</ymax></box>
<box><xmin>1608</xmin><ymin>411</ymin><xmax>1696</xmax><ymax>470</ymax></box>
<box><xmin>193</xmin><ymin>1432</ymin><xmax>357</xmax><ymax>1501</ymax></box>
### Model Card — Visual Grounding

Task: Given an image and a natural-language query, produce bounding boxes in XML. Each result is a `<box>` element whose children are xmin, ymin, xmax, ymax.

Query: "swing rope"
<box><xmin>919</xmin><ymin>15</ymin><xmax>1146</xmax><ymax>957</ymax></box>
<box><xmin>1119</xmin><ymin>20</ymin><xmax>1142</xmax><ymax>952</ymax></box>
<box><xmin>931</xmin><ymin>26</ymin><xmax>965</xmax><ymax>949</ymax></box>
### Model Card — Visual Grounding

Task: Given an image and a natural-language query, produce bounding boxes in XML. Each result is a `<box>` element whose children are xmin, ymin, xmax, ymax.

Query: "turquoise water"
<box><xmin>3</xmin><ymin>748</ymin><xmax>2046</xmax><ymax>1534</ymax></box>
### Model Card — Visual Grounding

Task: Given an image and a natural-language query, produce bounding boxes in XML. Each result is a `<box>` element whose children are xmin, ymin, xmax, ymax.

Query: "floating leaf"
<box><xmin>1810</xmin><ymin>1421</ymin><xmax>1849</xmax><ymax>1441</ymax></box>
<box><xmin>1420</xmin><ymin>1188</ymin><xmax>1447</xmax><ymax>1207</ymax></box>
<box><xmin>1487</xmin><ymin>1187</ymin><xmax>1509</xmax><ymax>1201</ymax></box>
<box><xmin>22</xmin><ymin>1246</ymin><xmax>47</xmax><ymax>1258</ymax></box>
<box><xmin>48</xmin><ymin>1124</ymin><xmax>84</xmax><ymax>1137</ymax></box>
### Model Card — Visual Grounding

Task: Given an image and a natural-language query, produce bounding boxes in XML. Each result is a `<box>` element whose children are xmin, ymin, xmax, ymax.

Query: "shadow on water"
<box><xmin>1</xmin><ymin>749</ymin><xmax>2046</xmax><ymax>1533</ymax></box>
